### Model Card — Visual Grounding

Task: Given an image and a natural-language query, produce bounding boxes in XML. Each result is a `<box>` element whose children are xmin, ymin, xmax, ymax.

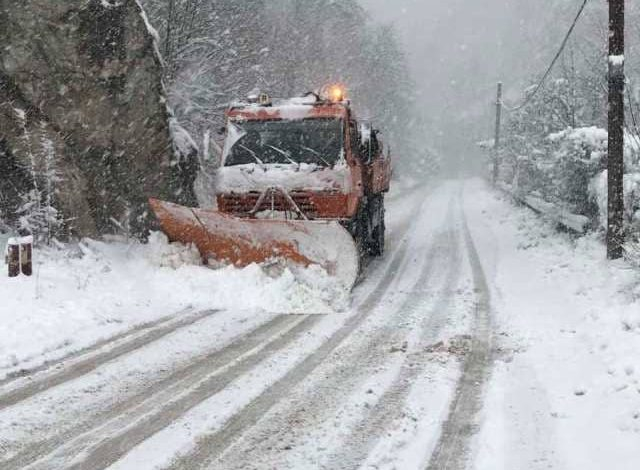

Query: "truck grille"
<box><xmin>219</xmin><ymin>191</ymin><xmax>319</xmax><ymax>218</ymax></box>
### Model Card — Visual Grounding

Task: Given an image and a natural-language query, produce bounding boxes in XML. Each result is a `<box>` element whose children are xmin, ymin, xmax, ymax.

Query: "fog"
<box><xmin>359</xmin><ymin>0</ymin><xmax>587</xmax><ymax>171</ymax></box>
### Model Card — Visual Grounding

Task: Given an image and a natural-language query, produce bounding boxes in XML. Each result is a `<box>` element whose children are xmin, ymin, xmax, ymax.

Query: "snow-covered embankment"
<box><xmin>465</xmin><ymin>179</ymin><xmax>640</xmax><ymax>470</ymax></box>
<box><xmin>0</xmin><ymin>233</ymin><xmax>344</xmax><ymax>378</ymax></box>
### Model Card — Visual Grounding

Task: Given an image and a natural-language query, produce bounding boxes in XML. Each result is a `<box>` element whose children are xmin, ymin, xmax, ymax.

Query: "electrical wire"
<box><xmin>503</xmin><ymin>0</ymin><xmax>589</xmax><ymax>112</ymax></box>
<box><xmin>627</xmin><ymin>85</ymin><xmax>640</xmax><ymax>134</ymax></box>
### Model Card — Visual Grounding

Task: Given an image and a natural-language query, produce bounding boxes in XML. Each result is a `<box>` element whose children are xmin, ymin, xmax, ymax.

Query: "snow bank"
<box><xmin>0</xmin><ymin>233</ymin><xmax>345</xmax><ymax>377</ymax></box>
<box><xmin>466</xmin><ymin>179</ymin><xmax>640</xmax><ymax>469</ymax></box>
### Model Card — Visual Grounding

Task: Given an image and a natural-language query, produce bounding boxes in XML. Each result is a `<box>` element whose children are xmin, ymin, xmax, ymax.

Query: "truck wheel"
<box><xmin>370</xmin><ymin>196</ymin><xmax>385</xmax><ymax>256</ymax></box>
<box><xmin>347</xmin><ymin>202</ymin><xmax>368</xmax><ymax>259</ymax></box>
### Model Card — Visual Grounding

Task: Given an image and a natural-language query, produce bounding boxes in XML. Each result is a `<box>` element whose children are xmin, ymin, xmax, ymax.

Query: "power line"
<box><xmin>503</xmin><ymin>0</ymin><xmax>589</xmax><ymax>112</ymax></box>
<box><xmin>627</xmin><ymin>85</ymin><xmax>640</xmax><ymax>133</ymax></box>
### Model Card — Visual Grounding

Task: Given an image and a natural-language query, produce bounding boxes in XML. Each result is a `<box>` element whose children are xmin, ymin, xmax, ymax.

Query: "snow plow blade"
<box><xmin>149</xmin><ymin>199</ymin><xmax>360</xmax><ymax>290</ymax></box>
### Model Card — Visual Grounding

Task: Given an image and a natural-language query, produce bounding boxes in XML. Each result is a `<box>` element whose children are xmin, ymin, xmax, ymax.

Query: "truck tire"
<box><xmin>344</xmin><ymin>201</ymin><xmax>368</xmax><ymax>259</ymax></box>
<box><xmin>369</xmin><ymin>195</ymin><xmax>385</xmax><ymax>256</ymax></box>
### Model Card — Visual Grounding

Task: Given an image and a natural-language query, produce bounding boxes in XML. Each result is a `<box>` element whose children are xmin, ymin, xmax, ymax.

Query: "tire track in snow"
<box><xmin>322</xmin><ymin>196</ymin><xmax>464</xmax><ymax>470</ymax></box>
<box><xmin>2</xmin><ymin>314</ymin><xmax>300</xmax><ymax>470</ymax></box>
<box><xmin>0</xmin><ymin>309</ymin><xmax>190</xmax><ymax>387</ymax></box>
<box><xmin>425</xmin><ymin>186</ymin><xmax>493</xmax><ymax>470</ymax></box>
<box><xmin>32</xmin><ymin>315</ymin><xmax>322</xmax><ymax>470</ymax></box>
<box><xmin>5</xmin><ymin>186</ymin><xmax>432</xmax><ymax>470</ymax></box>
<box><xmin>0</xmin><ymin>308</ymin><xmax>220</xmax><ymax>411</ymax></box>
<box><xmin>213</xmin><ymin>232</ymin><xmax>451</xmax><ymax>470</ymax></box>
<box><xmin>166</xmin><ymin>186</ymin><xmax>457</xmax><ymax>470</ymax></box>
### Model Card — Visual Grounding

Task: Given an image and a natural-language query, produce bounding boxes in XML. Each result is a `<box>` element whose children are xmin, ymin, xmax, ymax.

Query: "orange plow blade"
<box><xmin>149</xmin><ymin>199</ymin><xmax>360</xmax><ymax>290</ymax></box>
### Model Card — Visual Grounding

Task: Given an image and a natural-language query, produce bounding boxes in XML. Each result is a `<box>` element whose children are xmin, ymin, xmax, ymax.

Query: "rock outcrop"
<box><xmin>0</xmin><ymin>0</ymin><xmax>198</xmax><ymax>238</ymax></box>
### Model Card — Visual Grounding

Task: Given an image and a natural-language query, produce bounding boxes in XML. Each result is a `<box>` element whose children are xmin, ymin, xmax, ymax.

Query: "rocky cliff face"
<box><xmin>0</xmin><ymin>0</ymin><xmax>198</xmax><ymax>238</ymax></box>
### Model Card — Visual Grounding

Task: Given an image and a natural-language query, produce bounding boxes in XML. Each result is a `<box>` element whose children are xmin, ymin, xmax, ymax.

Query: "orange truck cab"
<box><xmin>149</xmin><ymin>86</ymin><xmax>392</xmax><ymax>290</ymax></box>
<box><xmin>215</xmin><ymin>86</ymin><xmax>392</xmax><ymax>256</ymax></box>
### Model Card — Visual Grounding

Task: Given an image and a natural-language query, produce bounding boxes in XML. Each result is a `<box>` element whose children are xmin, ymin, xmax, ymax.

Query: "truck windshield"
<box><xmin>224</xmin><ymin>118</ymin><xmax>343</xmax><ymax>167</ymax></box>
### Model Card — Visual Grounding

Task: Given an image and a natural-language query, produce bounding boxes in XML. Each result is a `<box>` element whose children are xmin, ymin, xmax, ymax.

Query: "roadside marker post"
<box><xmin>20</xmin><ymin>236</ymin><xmax>33</xmax><ymax>276</ymax></box>
<box><xmin>5</xmin><ymin>236</ymin><xmax>33</xmax><ymax>277</ymax></box>
<box><xmin>7</xmin><ymin>238</ymin><xmax>20</xmax><ymax>277</ymax></box>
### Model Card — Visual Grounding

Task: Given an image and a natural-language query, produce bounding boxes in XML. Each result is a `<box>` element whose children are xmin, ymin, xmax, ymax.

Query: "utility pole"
<box><xmin>607</xmin><ymin>0</ymin><xmax>625</xmax><ymax>260</ymax></box>
<box><xmin>492</xmin><ymin>82</ymin><xmax>503</xmax><ymax>185</ymax></box>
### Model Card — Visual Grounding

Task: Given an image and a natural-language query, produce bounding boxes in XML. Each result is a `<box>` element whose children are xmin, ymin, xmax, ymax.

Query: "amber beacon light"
<box><xmin>321</xmin><ymin>84</ymin><xmax>346</xmax><ymax>103</ymax></box>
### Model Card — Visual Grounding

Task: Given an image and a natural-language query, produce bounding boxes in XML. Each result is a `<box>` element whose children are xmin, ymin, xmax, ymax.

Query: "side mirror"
<box><xmin>217</xmin><ymin>126</ymin><xmax>226</xmax><ymax>136</ymax></box>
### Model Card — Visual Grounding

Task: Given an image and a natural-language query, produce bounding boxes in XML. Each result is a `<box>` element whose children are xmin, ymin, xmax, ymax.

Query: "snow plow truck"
<box><xmin>150</xmin><ymin>85</ymin><xmax>392</xmax><ymax>290</ymax></box>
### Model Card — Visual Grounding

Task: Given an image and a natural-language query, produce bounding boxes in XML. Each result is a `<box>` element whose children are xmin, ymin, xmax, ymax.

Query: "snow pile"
<box><xmin>0</xmin><ymin>233</ymin><xmax>346</xmax><ymax>376</ymax></box>
<box><xmin>286</xmin><ymin>95</ymin><xmax>319</xmax><ymax>105</ymax></box>
<box><xmin>143</xmin><ymin>232</ymin><xmax>201</xmax><ymax>268</ymax></box>
<box><xmin>215</xmin><ymin>162</ymin><xmax>350</xmax><ymax>193</ymax></box>
<box><xmin>277</xmin><ymin>104</ymin><xmax>315</xmax><ymax>121</ymax></box>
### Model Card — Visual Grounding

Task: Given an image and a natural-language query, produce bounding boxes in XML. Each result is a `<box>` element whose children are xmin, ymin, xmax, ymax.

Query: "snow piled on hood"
<box><xmin>215</xmin><ymin>162</ymin><xmax>350</xmax><ymax>193</ymax></box>
<box><xmin>0</xmin><ymin>233</ymin><xmax>347</xmax><ymax>376</ymax></box>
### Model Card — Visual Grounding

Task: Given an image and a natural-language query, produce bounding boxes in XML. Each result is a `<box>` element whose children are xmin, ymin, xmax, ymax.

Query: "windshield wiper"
<box><xmin>296</xmin><ymin>145</ymin><xmax>330</xmax><ymax>167</ymax></box>
<box><xmin>266</xmin><ymin>145</ymin><xmax>300</xmax><ymax>168</ymax></box>
<box><xmin>238</xmin><ymin>144</ymin><xmax>267</xmax><ymax>171</ymax></box>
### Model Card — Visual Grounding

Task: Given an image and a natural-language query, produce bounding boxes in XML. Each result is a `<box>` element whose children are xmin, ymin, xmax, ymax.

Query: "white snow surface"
<box><xmin>2</xmin><ymin>179</ymin><xmax>639</xmax><ymax>469</ymax></box>
<box><xmin>276</xmin><ymin>104</ymin><xmax>315</xmax><ymax>121</ymax></box>
<box><xmin>0</xmin><ymin>232</ymin><xmax>344</xmax><ymax>378</ymax></box>
<box><xmin>465</xmin><ymin>179</ymin><xmax>640</xmax><ymax>470</ymax></box>
<box><xmin>215</xmin><ymin>162</ymin><xmax>350</xmax><ymax>193</ymax></box>
<box><xmin>609</xmin><ymin>54</ymin><xmax>625</xmax><ymax>66</ymax></box>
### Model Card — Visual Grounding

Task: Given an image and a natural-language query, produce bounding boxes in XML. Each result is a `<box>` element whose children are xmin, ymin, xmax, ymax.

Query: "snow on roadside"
<box><xmin>464</xmin><ymin>178</ymin><xmax>640</xmax><ymax>470</ymax></box>
<box><xmin>0</xmin><ymin>232</ymin><xmax>345</xmax><ymax>377</ymax></box>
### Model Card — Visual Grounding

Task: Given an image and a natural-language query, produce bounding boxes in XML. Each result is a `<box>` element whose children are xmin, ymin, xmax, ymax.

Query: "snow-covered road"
<box><xmin>1</xmin><ymin>179</ymin><xmax>639</xmax><ymax>470</ymax></box>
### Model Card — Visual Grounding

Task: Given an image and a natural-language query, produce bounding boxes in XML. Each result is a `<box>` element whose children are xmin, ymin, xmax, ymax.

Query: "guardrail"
<box><xmin>497</xmin><ymin>182</ymin><xmax>590</xmax><ymax>234</ymax></box>
<box><xmin>497</xmin><ymin>182</ymin><xmax>640</xmax><ymax>266</ymax></box>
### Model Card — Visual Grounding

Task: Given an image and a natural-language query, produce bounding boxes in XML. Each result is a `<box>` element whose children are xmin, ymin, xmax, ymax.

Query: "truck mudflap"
<box><xmin>149</xmin><ymin>198</ymin><xmax>360</xmax><ymax>290</ymax></box>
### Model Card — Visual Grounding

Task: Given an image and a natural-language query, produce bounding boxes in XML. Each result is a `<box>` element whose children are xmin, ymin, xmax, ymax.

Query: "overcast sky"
<box><xmin>358</xmin><ymin>0</ymin><xmax>567</xmax><ymax>157</ymax></box>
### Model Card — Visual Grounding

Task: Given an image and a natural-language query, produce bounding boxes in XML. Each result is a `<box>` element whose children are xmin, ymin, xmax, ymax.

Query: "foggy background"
<box><xmin>359</xmin><ymin>0</ymin><xmax>611</xmax><ymax>174</ymax></box>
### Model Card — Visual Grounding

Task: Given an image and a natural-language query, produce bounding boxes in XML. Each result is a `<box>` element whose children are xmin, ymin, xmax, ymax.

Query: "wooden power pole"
<box><xmin>493</xmin><ymin>82</ymin><xmax>503</xmax><ymax>185</ymax></box>
<box><xmin>607</xmin><ymin>0</ymin><xmax>625</xmax><ymax>259</ymax></box>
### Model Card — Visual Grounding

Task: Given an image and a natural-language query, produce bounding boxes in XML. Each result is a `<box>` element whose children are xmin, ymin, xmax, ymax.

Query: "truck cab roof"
<box><xmin>227</xmin><ymin>94</ymin><xmax>352</xmax><ymax>122</ymax></box>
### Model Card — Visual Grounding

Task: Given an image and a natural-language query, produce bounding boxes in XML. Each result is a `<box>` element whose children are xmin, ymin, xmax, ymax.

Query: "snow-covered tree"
<box><xmin>493</xmin><ymin>0</ymin><xmax>640</xmax><ymax>245</ymax></box>
<box><xmin>8</xmin><ymin>114</ymin><xmax>63</xmax><ymax>243</ymax></box>
<box><xmin>139</xmin><ymin>0</ymin><xmax>438</xmax><ymax>177</ymax></box>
